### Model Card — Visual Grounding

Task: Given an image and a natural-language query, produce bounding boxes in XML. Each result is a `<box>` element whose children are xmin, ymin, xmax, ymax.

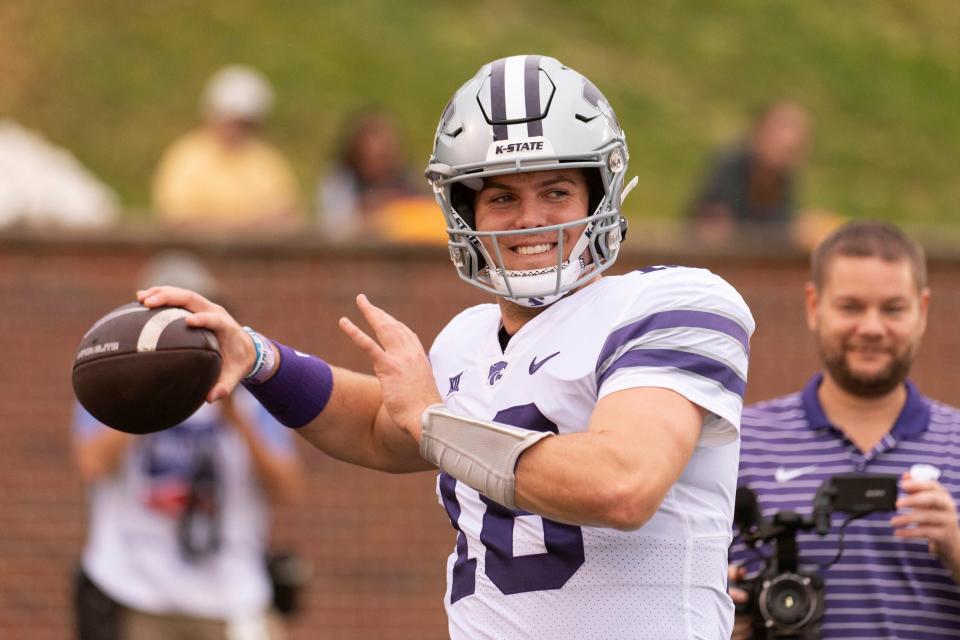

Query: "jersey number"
<box><xmin>438</xmin><ymin>404</ymin><xmax>585</xmax><ymax>603</ymax></box>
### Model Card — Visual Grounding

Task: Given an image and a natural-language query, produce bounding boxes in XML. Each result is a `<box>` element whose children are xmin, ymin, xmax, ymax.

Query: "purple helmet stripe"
<box><xmin>490</xmin><ymin>58</ymin><xmax>508</xmax><ymax>141</ymax></box>
<box><xmin>524</xmin><ymin>55</ymin><xmax>543</xmax><ymax>137</ymax></box>
<box><xmin>597</xmin><ymin>348</ymin><xmax>746</xmax><ymax>397</ymax></box>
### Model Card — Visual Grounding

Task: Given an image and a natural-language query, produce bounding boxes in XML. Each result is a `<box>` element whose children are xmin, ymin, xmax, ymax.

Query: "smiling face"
<box><xmin>472</xmin><ymin>169</ymin><xmax>591</xmax><ymax>273</ymax></box>
<box><xmin>806</xmin><ymin>255</ymin><xmax>929</xmax><ymax>398</ymax></box>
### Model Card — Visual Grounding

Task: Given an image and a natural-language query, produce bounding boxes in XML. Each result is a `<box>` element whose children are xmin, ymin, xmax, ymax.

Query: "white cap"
<box><xmin>201</xmin><ymin>65</ymin><xmax>274</xmax><ymax>122</ymax></box>
<box><xmin>138</xmin><ymin>251</ymin><xmax>220</xmax><ymax>300</ymax></box>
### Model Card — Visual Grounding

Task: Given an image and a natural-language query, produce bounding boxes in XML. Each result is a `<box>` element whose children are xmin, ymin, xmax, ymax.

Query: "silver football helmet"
<box><xmin>425</xmin><ymin>55</ymin><xmax>636</xmax><ymax>307</ymax></box>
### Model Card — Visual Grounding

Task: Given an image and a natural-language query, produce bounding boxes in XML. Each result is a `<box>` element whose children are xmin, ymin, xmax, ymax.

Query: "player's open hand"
<box><xmin>339</xmin><ymin>294</ymin><xmax>441</xmax><ymax>442</ymax></box>
<box><xmin>137</xmin><ymin>286</ymin><xmax>255</xmax><ymax>403</ymax></box>
<box><xmin>891</xmin><ymin>472</ymin><xmax>960</xmax><ymax>569</ymax></box>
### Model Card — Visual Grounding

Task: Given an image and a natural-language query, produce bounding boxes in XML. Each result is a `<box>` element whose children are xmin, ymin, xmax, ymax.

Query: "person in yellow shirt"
<box><xmin>152</xmin><ymin>65</ymin><xmax>302</xmax><ymax>233</ymax></box>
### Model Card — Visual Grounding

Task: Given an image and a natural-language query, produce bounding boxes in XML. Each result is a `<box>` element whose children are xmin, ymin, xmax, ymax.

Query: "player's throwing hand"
<box><xmin>137</xmin><ymin>286</ymin><xmax>255</xmax><ymax>403</ymax></box>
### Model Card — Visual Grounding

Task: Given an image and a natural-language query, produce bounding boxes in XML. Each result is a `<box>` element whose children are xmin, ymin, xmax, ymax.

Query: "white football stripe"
<box><xmin>504</xmin><ymin>55</ymin><xmax>527</xmax><ymax>121</ymax></box>
<box><xmin>506</xmin><ymin>122</ymin><xmax>527</xmax><ymax>139</ymax></box>
<box><xmin>137</xmin><ymin>308</ymin><xmax>191</xmax><ymax>352</ymax></box>
<box><xmin>83</xmin><ymin>305</ymin><xmax>147</xmax><ymax>338</ymax></box>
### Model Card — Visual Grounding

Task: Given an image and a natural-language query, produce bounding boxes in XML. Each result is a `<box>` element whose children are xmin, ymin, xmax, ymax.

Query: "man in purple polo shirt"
<box><xmin>730</xmin><ymin>220</ymin><xmax>960</xmax><ymax>639</ymax></box>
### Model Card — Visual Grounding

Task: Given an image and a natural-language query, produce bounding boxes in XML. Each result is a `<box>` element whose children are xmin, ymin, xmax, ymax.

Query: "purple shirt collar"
<box><xmin>800</xmin><ymin>372</ymin><xmax>931</xmax><ymax>441</ymax></box>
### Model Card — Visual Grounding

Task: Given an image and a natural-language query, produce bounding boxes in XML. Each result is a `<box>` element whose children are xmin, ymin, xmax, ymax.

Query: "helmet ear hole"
<box><xmin>450</xmin><ymin>183</ymin><xmax>477</xmax><ymax>229</ymax></box>
<box><xmin>449</xmin><ymin>183</ymin><xmax>488</xmax><ymax>272</ymax></box>
<box><xmin>585</xmin><ymin>168</ymin><xmax>604</xmax><ymax>216</ymax></box>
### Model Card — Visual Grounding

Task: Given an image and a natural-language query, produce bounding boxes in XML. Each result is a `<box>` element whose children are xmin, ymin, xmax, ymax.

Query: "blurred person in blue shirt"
<box><xmin>72</xmin><ymin>252</ymin><xmax>304</xmax><ymax>640</ymax></box>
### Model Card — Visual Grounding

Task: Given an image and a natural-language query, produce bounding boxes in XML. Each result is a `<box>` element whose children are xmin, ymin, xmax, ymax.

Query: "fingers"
<box><xmin>136</xmin><ymin>287</ymin><xmax>252</xmax><ymax>405</ymax></box>
<box><xmin>728</xmin><ymin>564</ymin><xmax>745</xmax><ymax>581</ymax></box>
<box><xmin>355</xmin><ymin>294</ymin><xmax>394</xmax><ymax>332</ymax></box>
<box><xmin>342</xmin><ymin>295</ymin><xmax>430</xmax><ymax>387</ymax></box>
<box><xmin>731</xmin><ymin>618</ymin><xmax>754</xmax><ymax>640</ymax></box>
<box><xmin>186</xmin><ymin>311</ymin><xmax>231</xmax><ymax>332</ymax></box>
<box><xmin>208</xmin><ymin>361</ymin><xmax>247</xmax><ymax>403</ymax></box>
<box><xmin>900</xmin><ymin>478</ymin><xmax>943</xmax><ymax>495</ymax></box>
<box><xmin>729</xmin><ymin>586</ymin><xmax>749</xmax><ymax>605</ymax></box>
<box><xmin>898</xmin><ymin>492</ymin><xmax>953</xmax><ymax>511</ymax></box>
<box><xmin>339</xmin><ymin>316</ymin><xmax>386</xmax><ymax>362</ymax></box>
<box><xmin>208</xmin><ymin>383</ymin><xmax>230</xmax><ymax>403</ymax></box>
<box><xmin>137</xmin><ymin>286</ymin><xmax>218</xmax><ymax>314</ymax></box>
<box><xmin>894</xmin><ymin>525</ymin><xmax>944</xmax><ymax>540</ymax></box>
<box><xmin>355</xmin><ymin>294</ymin><xmax>418</xmax><ymax>350</ymax></box>
<box><xmin>891</xmin><ymin>479</ymin><xmax>959</xmax><ymax>551</ymax></box>
<box><xmin>892</xmin><ymin>484</ymin><xmax>956</xmax><ymax>531</ymax></box>
<box><xmin>891</xmin><ymin>510</ymin><xmax>953</xmax><ymax>529</ymax></box>
<box><xmin>728</xmin><ymin>565</ymin><xmax>748</xmax><ymax>604</ymax></box>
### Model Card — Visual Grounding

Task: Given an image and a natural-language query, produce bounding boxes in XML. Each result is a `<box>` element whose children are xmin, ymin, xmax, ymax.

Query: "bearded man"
<box><xmin>729</xmin><ymin>220</ymin><xmax>960</xmax><ymax>639</ymax></box>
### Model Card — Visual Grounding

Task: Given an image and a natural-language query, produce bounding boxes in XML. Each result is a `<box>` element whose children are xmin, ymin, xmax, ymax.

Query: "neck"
<box><xmin>817</xmin><ymin>373</ymin><xmax>907</xmax><ymax>452</ymax></box>
<box><xmin>497</xmin><ymin>298</ymin><xmax>547</xmax><ymax>335</ymax></box>
<box><xmin>496</xmin><ymin>273</ymin><xmax>602</xmax><ymax>335</ymax></box>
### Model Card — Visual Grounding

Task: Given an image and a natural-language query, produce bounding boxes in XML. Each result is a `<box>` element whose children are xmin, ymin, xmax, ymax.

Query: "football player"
<box><xmin>140</xmin><ymin>55</ymin><xmax>754</xmax><ymax>638</ymax></box>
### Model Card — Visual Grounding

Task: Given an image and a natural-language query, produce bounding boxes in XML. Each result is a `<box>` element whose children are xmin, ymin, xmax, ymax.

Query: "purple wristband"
<box><xmin>242</xmin><ymin>342</ymin><xmax>334</xmax><ymax>428</ymax></box>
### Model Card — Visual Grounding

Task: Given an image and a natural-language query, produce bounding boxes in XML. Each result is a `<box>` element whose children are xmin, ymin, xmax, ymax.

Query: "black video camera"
<box><xmin>733</xmin><ymin>473</ymin><xmax>899</xmax><ymax>639</ymax></box>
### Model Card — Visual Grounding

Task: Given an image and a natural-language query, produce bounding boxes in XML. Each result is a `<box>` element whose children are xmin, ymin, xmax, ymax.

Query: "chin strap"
<box><xmin>487</xmin><ymin>223</ymin><xmax>594</xmax><ymax>305</ymax></box>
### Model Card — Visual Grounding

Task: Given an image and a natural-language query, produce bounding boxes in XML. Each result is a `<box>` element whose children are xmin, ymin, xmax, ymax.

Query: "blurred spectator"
<box><xmin>72</xmin><ymin>251</ymin><xmax>304</xmax><ymax>640</ymax></box>
<box><xmin>316</xmin><ymin>109</ymin><xmax>443</xmax><ymax>243</ymax></box>
<box><xmin>688</xmin><ymin>100</ymin><xmax>812</xmax><ymax>246</ymax></box>
<box><xmin>0</xmin><ymin>119</ymin><xmax>118</xmax><ymax>228</ymax></box>
<box><xmin>152</xmin><ymin>66</ymin><xmax>303</xmax><ymax>233</ymax></box>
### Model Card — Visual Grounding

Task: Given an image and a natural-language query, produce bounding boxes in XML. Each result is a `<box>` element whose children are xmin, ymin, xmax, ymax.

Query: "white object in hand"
<box><xmin>909</xmin><ymin>463</ymin><xmax>941</xmax><ymax>482</ymax></box>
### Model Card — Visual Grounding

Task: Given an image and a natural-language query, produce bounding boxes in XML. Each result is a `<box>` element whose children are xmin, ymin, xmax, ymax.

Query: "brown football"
<box><xmin>72</xmin><ymin>302</ymin><xmax>221</xmax><ymax>434</ymax></box>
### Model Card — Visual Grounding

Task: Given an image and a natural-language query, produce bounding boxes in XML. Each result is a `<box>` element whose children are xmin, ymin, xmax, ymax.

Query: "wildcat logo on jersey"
<box><xmin>487</xmin><ymin>361</ymin><xmax>508</xmax><ymax>387</ymax></box>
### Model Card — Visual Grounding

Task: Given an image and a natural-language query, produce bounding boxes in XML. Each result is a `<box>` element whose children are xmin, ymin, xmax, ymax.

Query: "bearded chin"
<box><xmin>820</xmin><ymin>344</ymin><xmax>915</xmax><ymax>398</ymax></box>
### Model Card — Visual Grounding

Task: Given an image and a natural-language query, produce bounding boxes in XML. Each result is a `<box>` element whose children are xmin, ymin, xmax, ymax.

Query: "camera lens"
<box><xmin>768</xmin><ymin>580</ymin><xmax>809</xmax><ymax>624</ymax></box>
<box><xmin>759</xmin><ymin>573</ymin><xmax>821</xmax><ymax>630</ymax></box>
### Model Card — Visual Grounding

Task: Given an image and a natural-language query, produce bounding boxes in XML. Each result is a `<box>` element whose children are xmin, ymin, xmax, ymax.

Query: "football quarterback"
<box><xmin>140</xmin><ymin>54</ymin><xmax>754</xmax><ymax>639</ymax></box>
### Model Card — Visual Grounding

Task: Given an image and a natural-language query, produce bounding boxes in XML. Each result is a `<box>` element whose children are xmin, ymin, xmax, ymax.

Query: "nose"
<box><xmin>856</xmin><ymin>307</ymin><xmax>885</xmax><ymax>337</ymax></box>
<box><xmin>512</xmin><ymin>197</ymin><xmax>548</xmax><ymax>230</ymax></box>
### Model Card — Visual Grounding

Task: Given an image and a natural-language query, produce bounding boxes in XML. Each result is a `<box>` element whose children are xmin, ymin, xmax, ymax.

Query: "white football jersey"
<box><xmin>429</xmin><ymin>266</ymin><xmax>754</xmax><ymax>640</ymax></box>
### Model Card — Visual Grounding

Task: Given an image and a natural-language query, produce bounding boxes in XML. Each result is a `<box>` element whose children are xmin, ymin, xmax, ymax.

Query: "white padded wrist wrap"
<box><xmin>420</xmin><ymin>404</ymin><xmax>553</xmax><ymax>510</ymax></box>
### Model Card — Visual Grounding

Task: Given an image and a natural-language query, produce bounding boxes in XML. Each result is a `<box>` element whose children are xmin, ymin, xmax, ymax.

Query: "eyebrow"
<box><xmin>833</xmin><ymin>294</ymin><xmax>911</xmax><ymax>304</ymax></box>
<box><xmin>481</xmin><ymin>175</ymin><xmax>578</xmax><ymax>192</ymax></box>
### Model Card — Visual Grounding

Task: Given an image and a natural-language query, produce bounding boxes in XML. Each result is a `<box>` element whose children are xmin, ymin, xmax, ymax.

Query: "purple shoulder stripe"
<box><xmin>596</xmin><ymin>309</ymin><xmax>749</xmax><ymax>373</ymax></box>
<box><xmin>597</xmin><ymin>348</ymin><xmax>746</xmax><ymax>397</ymax></box>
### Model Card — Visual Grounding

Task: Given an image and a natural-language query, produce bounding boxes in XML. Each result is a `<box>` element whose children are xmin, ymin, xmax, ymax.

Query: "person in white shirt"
<box><xmin>139</xmin><ymin>55</ymin><xmax>754</xmax><ymax>639</ymax></box>
<box><xmin>74</xmin><ymin>253</ymin><xmax>303</xmax><ymax>640</ymax></box>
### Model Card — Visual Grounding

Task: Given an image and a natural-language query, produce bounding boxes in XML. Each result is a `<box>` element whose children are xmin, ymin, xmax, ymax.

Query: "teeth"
<box><xmin>514</xmin><ymin>243</ymin><xmax>554</xmax><ymax>256</ymax></box>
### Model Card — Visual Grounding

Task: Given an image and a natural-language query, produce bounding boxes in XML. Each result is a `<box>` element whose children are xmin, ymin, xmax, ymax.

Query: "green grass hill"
<box><xmin>1</xmin><ymin>0</ymin><xmax>957</xmax><ymax>223</ymax></box>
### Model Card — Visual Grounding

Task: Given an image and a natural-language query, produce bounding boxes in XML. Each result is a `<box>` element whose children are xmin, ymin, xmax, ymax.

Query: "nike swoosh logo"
<box><xmin>529</xmin><ymin>352</ymin><xmax>561</xmax><ymax>375</ymax></box>
<box><xmin>774</xmin><ymin>465</ymin><xmax>819</xmax><ymax>483</ymax></box>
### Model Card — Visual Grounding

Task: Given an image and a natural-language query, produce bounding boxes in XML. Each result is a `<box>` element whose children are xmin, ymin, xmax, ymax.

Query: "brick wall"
<box><xmin>2</xmin><ymin>231</ymin><xmax>959</xmax><ymax>639</ymax></box>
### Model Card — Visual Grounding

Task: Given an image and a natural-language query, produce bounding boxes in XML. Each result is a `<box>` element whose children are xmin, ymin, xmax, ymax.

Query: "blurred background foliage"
<box><xmin>1</xmin><ymin>0</ymin><xmax>957</xmax><ymax>222</ymax></box>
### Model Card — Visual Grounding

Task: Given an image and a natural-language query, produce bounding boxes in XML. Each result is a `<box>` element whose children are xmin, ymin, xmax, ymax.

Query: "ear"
<box><xmin>804</xmin><ymin>281</ymin><xmax>819</xmax><ymax>332</ymax></box>
<box><xmin>918</xmin><ymin>287</ymin><xmax>931</xmax><ymax>332</ymax></box>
